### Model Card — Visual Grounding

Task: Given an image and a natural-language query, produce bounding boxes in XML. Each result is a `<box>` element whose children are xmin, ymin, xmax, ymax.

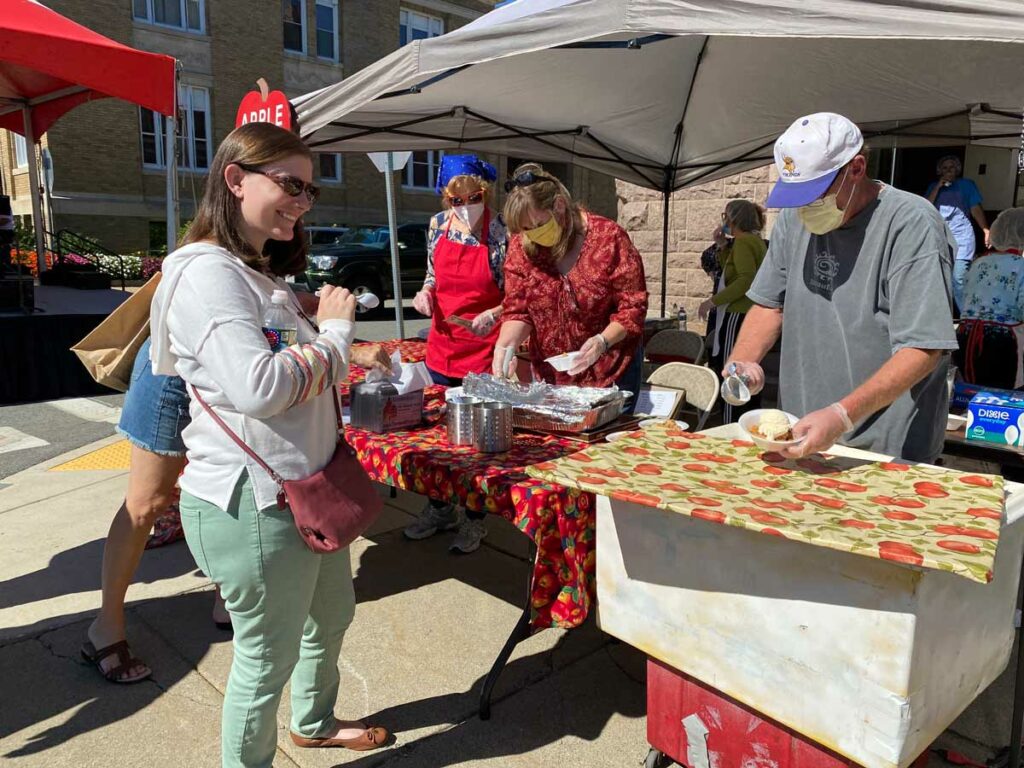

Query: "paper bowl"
<box><xmin>605</xmin><ymin>431</ymin><xmax>632</xmax><ymax>443</ymax></box>
<box><xmin>545</xmin><ymin>352</ymin><xmax>580</xmax><ymax>373</ymax></box>
<box><xmin>946</xmin><ymin>413</ymin><xmax>968</xmax><ymax>432</ymax></box>
<box><xmin>738</xmin><ymin>409</ymin><xmax>802</xmax><ymax>451</ymax></box>
<box><xmin>639</xmin><ymin>418</ymin><xmax>690</xmax><ymax>431</ymax></box>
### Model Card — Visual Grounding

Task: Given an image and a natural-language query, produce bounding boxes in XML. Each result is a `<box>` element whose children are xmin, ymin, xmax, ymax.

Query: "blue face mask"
<box><xmin>721</xmin><ymin>222</ymin><xmax>731</xmax><ymax>236</ymax></box>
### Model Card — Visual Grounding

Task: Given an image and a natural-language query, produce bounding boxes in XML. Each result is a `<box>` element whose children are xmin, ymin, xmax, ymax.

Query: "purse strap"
<box><xmin>190</xmin><ymin>383</ymin><xmax>344</xmax><ymax>487</ymax></box>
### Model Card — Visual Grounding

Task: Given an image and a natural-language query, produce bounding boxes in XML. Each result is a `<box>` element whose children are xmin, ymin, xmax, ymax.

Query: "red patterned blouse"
<box><xmin>502</xmin><ymin>213</ymin><xmax>648</xmax><ymax>388</ymax></box>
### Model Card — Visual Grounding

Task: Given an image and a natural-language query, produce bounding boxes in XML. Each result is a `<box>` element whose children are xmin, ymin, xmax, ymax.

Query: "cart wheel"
<box><xmin>644</xmin><ymin>747</ymin><xmax>674</xmax><ymax>768</ymax></box>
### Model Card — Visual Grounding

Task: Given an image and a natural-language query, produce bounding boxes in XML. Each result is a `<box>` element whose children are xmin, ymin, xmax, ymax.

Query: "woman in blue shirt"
<box><xmin>926</xmin><ymin>155</ymin><xmax>990</xmax><ymax>311</ymax></box>
<box><xmin>954</xmin><ymin>207</ymin><xmax>1024</xmax><ymax>391</ymax></box>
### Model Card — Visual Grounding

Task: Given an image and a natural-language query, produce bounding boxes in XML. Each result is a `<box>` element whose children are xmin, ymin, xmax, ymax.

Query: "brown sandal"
<box><xmin>289</xmin><ymin>724</ymin><xmax>390</xmax><ymax>751</ymax></box>
<box><xmin>81</xmin><ymin>640</ymin><xmax>152</xmax><ymax>684</ymax></box>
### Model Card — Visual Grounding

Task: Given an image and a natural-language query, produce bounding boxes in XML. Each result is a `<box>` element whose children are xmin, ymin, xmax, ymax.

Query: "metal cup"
<box><xmin>473</xmin><ymin>401</ymin><xmax>513</xmax><ymax>453</ymax></box>
<box><xmin>447</xmin><ymin>395</ymin><xmax>482</xmax><ymax>445</ymax></box>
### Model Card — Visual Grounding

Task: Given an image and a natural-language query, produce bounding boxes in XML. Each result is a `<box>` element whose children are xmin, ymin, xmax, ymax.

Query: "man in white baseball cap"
<box><xmin>723</xmin><ymin>112</ymin><xmax>958</xmax><ymax>463</ymax></box>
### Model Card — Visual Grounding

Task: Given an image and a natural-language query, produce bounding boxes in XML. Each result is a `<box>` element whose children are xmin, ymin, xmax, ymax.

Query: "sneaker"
<box><xmin>404</xmin><ymin>501</ymin><xmax>460</xmax><ymax>540</ymax></box>
<box><xmin>449</xmin><ymin>518</ymin><xmax>488</xmax><ymax>554</ymax></box>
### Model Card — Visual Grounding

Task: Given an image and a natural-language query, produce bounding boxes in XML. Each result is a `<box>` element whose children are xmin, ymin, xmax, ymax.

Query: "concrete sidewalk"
<box><xmin>0</xmin><ymin>435</ymin><xmax>647</xmax><ymax>767</ymax></box>
<box><xmin>0</xmin><ymin>434</ymin><xmax>1016</xmax><ymax>767</ymax></box>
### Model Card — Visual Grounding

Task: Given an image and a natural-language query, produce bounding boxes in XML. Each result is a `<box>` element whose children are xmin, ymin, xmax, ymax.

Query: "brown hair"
<box><xmin>441</xmin><ymin>175</ymin><xmax>494</xmax><ymax>210</ymax></box>
<box><xmin>183</xmin><ymin>122</ymin><xmax>312</xmax><ymax>276</ymax></box>
<box><xmin>724</xmin><ymin>199</ymin><xmax>766</xmax><ymax>234</ymax></box>
<box><xmin>503</xmin><ymin>163</ymin><xmax>584</xmax><ymax>265</ymax></box>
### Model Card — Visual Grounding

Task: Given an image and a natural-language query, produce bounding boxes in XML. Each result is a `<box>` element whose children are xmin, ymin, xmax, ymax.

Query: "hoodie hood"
<box><xmin>149</xmin><ymin>243</ymin><xmax>237</xmax><ymax>376</ymax></box>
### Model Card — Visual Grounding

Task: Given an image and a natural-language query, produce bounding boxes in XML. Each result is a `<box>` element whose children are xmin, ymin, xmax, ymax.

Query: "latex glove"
<box><xmin>721</xmin><ymin>360</ymin><xmax>765</xmax><ymax>396</ymax></box>
<box><xmin>782</xmin><ymin>404</ymin><xmax>847</xmax><ymax>459</ymax></box>
<box><xmin>470</xmin><ymin>309</ymin><xmax>497</xmax><ymax>337</ymax></box>
<box><xmin>568</xmin><ymin>334</ymin><xmax>608</xmax><ymax>376</ymax></box>
<box><xmin>412</xmin><ymin>287</ymin><xmax>434</xmax><ymax>317</ymax></box>
<box><xmin>983</xmin><ymin>228</ymin><xmax>992</xmax><ymax>249</ymax></box>
<box><xmin>351</xmin><ymin>344</ymin><xmax>393</xmax><ymax>376</ymax></box>
<box><xmin>698</xmin><ymin>298</ymin><xmax>715</xmax><ymax>322</ymax></box>
<box><xmin>492</xmin><ymin>345</ymin><xmax>516</xmax><ymax>378</ymax></box>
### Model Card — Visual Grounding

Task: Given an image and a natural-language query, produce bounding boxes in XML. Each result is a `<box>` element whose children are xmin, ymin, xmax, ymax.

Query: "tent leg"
<box><xmin>384</xmin><ymin>152</ymin><xmax>405</xmax><ymax>340</ymax></box>
<box><xmin>660</xmin><ymin>186</ymin><xmax>670</xmax><ymax>317</ymax></box>
<box><xmin>21</xmin><ymin>108</ymin><xmax>46</xmax><ymax>273</ymax></box>
<box><xmin>165</xmin><ymin>112</ymin><xmax>179</xmax><ymax>253</ymax></box>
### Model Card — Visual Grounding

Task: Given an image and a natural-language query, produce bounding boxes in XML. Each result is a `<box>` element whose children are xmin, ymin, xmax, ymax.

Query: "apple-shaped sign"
<box><xmin>235</xmin><ymin>78</ymin><xmax>292</xmax><ymax>131</ymax></box>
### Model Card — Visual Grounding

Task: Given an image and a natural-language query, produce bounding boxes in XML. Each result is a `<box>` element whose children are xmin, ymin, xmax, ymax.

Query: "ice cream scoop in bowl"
<box><xmin>738</xmin><ymin>409</ymin><xmax>804</xmax><ymax>451</ymax></box>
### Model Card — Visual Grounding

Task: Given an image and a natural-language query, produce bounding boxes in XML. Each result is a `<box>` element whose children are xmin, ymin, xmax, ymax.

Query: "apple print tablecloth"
<box><xmin>341</xmin><ymin>339</ymin><xmax>596</xmax><ymax>632</ymax></box>
<box><xmin>526</xmin><ymin>423</ymin><xmax>1005</xmax><ymax>584</ymax></box>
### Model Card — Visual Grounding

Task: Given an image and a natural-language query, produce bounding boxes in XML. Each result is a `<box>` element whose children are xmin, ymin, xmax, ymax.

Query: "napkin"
<box><xmin>364</xmin><ymin>351</ymin><xmax>432</xmax><ymax>395</ymax></box>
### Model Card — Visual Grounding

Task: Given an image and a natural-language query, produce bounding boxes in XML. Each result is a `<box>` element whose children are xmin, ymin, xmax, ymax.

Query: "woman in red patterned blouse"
<box><xmin>493</xmin><ymin>164</ymin><xmax>648</xmax><ymax>400</ymax></box>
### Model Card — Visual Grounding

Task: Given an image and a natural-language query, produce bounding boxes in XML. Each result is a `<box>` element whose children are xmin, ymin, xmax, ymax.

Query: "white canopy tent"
<box><xmin>295</xmin><ymin>0</ymin><xmax>1024</xmax><ymax>314</ymax></box>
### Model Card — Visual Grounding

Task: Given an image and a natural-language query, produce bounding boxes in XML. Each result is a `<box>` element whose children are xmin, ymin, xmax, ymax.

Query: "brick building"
<box><xmin>0</xmin><ymin>0</ymin><xmax>616</xmax><ymax>255</ymax></box>
<box><xmin>618</xmin><ymin>144</ymin><xmax>1022</xmax><ymax>330</ymax></box>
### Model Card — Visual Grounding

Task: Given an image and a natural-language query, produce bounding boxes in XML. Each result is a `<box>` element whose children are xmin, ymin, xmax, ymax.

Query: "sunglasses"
<box><xmin>504</xmin><ymin>170</ymin><xmax>550</xmax><ymax>193</ymax></box>
<box><xmin>447</xmin><ymin>190</ymin><xmax>485</xmax><ymax>207</ymax></box>
<box><xmin>237</xmin><ymin>163</ymin><xmax>320</xmax><ymax>204</ymax></box>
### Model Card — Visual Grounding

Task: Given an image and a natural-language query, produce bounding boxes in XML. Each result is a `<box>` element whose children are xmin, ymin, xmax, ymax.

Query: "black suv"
<box><xmin>304</xmin><ymin>223</ymin><xmax>429</xmax><ymax>318</ymax></box>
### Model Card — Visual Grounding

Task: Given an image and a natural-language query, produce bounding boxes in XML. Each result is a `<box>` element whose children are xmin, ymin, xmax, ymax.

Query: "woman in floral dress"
<box><xmin>955</xmin><ymin>207</ymin><xmax>1024</xmax><ymax>390</ymax></box>
<box><xmin>494</xmin><ymin>163</ymin><xmax>648</xmax><ymax>404</ymax></box>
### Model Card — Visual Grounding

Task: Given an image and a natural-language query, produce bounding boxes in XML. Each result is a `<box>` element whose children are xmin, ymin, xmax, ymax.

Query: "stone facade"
<box><xmin>0</xmin><ymin>0</ymin><xmax>617</xmax><ymax>254</ymax></box>
<box><xmin>616</xmin><ymin>164</ymin><xmax>780</xmax><ymax>325</ymax></box>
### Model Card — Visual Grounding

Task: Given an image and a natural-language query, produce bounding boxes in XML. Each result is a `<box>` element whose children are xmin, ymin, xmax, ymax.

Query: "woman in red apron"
<box><xmin>408</xmin><ymin>154</ymin><xmax>508</xmax><ymax>553</ymax></box>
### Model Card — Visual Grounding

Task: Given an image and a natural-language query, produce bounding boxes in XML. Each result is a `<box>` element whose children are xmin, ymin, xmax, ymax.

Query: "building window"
<box><xmin>315</xmin><ymin>0</ymin><xmax>339</xmax><ymax>61</ymax></box>
<box><xmin>13</xmin><ymin>134</ymin><xmax>28</xmax><ymax>168</ymax></box>
<box><xmin>404</xmin><ymin>150</ymin><xmax>442</xmax><ymax>190</ymax></box>
<box><xmin>133</xmin><ymin>0</ymin><xmax>204</xmax><ymax>33</ymax></box>
<box><xmin>283</xmin><ymin>0</ymin><xmax>306</xmax><ymax>54</ymax></box>
<box><xmin>318</xmin><ymin>153</ymin><xmax>342</xmax><ymax>183</ymax></box>
<box><xmin>399</xmin><ymin>9</ymin><xmax>443</xmax><ymax>46</ymax></box>
<box><xmin>139</xmin><ymin>85</ymin><xmax>212</xmax><ymax>171</ymax></box>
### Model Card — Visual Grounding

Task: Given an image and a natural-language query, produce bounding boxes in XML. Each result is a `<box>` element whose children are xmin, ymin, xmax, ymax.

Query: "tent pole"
<box><xmin>660</xmin><ymin>184</ymin><xmax>669</xmax><ymax>318</ymax></box>
<box><xmin>384</xmin><ymin>151</ymin><xmax>405</xmax><ymax>339</ymax></box>
<box><xmin>889</xmin><ymin>121</ymin><xmax>898</xmax><ymax>186</ymax></box>
<box><xmin>21</xmin><ymin>108</ymin><xmax>46</xmax><ymax>273</ymax></box>
<box><xmin>165</xmin><ymin>112</ymin><xmax>178</xmax><ymax>253</ymax></box>
<box><xmin>166</xmin><ymin>64</ymin><xmax>180</xmax><ymax>254</ymax></box>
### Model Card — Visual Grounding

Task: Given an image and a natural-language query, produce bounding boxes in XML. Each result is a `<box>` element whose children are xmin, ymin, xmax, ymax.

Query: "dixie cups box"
<box><xmin>967</xmin><ymin>390</ymin><xmax>1024</xmax><ymax>447</ymax></box>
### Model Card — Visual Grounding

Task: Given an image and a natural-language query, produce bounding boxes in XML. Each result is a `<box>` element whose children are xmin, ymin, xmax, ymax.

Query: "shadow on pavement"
<box><xmin>333</xmin><ymin>640</ymin><xmax>647</xmax><ymax>768</ymax></box>
<box><xmin>0</xmin><ymin>537</ymin><xmax>196</xmax><ymax>611</ymax></box>
<box><xmin>353</xmin><ymin>526</ymin><xmax>528</xmax><ymax>610</ymax></box>
<box><xmin>1</xmin><ymin>590</ymin><xmax>226</xmax><ymax>759</ymax></box>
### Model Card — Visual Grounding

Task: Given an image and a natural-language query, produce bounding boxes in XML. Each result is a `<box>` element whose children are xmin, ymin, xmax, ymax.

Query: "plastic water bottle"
<box><xmin>678</xmin><ymin>304</ymin><xmax>688</xmax><ymax>332</ymax></box>
<box><xmin>262</xmin><ymin>289</ymin><xmax>297</xmax><ymax>353</ymax></box>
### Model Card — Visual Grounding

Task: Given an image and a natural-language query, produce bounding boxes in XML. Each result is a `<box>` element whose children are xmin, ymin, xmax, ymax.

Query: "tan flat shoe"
<box><xmin>289</xmin><ymin>725</ymin><xmax>390</xmax><ymax>751</ymax></box>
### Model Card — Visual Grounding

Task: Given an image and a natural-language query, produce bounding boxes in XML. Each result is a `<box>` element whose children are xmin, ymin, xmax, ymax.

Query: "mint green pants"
<box><xmin>179</xmin><ymin>474</ymin><xmax>355</xmax><ymax>768</ymax></box>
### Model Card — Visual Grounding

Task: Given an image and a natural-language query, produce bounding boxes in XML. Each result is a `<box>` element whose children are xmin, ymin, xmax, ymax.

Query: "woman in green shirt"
<box><xmin>698</xmin><ymin>199</ymin><xmax>768</xmax><ymax>421</ymax></box>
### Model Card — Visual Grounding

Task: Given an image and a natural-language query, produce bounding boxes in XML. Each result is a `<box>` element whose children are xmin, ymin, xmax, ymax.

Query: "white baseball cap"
<box><xmin>766</xmin><ymin>112</ymin><xmax>864</xmax><ymax>208</ymax></box>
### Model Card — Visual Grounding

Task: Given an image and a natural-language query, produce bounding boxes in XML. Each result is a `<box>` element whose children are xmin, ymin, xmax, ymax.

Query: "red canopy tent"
<box><xmin>0</xmin><ymin>0</ymin><xmax>178</xmax><ymax>262</ymax></box>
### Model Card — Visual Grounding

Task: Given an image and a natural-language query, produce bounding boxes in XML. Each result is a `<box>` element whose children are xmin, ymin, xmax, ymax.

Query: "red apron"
<box><xmin>425</xmin><ymin>210</ymin><xmax>502</xmax><ymax>379</ymax></box>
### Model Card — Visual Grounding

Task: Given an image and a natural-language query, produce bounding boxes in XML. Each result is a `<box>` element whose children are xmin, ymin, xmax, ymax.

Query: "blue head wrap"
<box><xmin>435</xmin><ymin>154</ymin><xmax>498</xmax><ymax>195</ymax></box>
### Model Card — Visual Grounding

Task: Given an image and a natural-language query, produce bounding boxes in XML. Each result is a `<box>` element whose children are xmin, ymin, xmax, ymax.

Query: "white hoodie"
<box><xmin>150</xmin><ymin>243</ymin><xmax>354</xmax><ymax>512</ymax></box>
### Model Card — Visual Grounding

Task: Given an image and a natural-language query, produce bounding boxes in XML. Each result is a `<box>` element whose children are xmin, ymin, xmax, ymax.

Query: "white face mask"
<box><xmin>454</xmin><ymin>202</ymin><xmax>485</xmax><ymax>229</ymax></box>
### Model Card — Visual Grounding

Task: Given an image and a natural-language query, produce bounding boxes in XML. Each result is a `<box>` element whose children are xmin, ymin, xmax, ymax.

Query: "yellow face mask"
<box><xmin>523</xmin><ymin>212</ymin><xmax>562</xmax><ymax>248</ymax></box>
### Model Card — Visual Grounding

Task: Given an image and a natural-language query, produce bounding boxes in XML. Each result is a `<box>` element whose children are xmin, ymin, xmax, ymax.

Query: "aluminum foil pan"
<box><xmin>462</xmin><ymin>373</ymin><xmax>630</xmax><ymax>431</ymax></box>
<box><xmin>512</xmin><ymin>395</ymin><xmax>626</xmax><ymax>433</ymax></box>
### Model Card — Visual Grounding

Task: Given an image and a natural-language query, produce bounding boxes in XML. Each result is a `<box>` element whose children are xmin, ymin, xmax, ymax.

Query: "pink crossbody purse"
<box><xmin>191</xmin><ymin>385</ymin><xmax>382</xmax><ymax>553</ymax></box>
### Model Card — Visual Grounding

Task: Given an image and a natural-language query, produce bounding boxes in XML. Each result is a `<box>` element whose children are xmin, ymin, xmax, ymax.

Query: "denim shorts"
<box><xmin>116</xmin><ymin>337</ymin><xmax>191</xmax><ymax>456</ymax></box>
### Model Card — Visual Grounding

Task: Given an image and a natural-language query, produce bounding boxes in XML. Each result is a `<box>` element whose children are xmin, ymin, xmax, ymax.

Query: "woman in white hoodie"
<box><xmin>150</xmin><ymin>122</ymin><xmax>388</xmax><ymax>766</ymax></box>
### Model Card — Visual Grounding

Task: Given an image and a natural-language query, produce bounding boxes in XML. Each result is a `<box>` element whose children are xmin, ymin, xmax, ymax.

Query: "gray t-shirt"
<box><xmin>747</xmin><ymin>184</ymin><xmax>958</xmax><ymax>462</ymax></box>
